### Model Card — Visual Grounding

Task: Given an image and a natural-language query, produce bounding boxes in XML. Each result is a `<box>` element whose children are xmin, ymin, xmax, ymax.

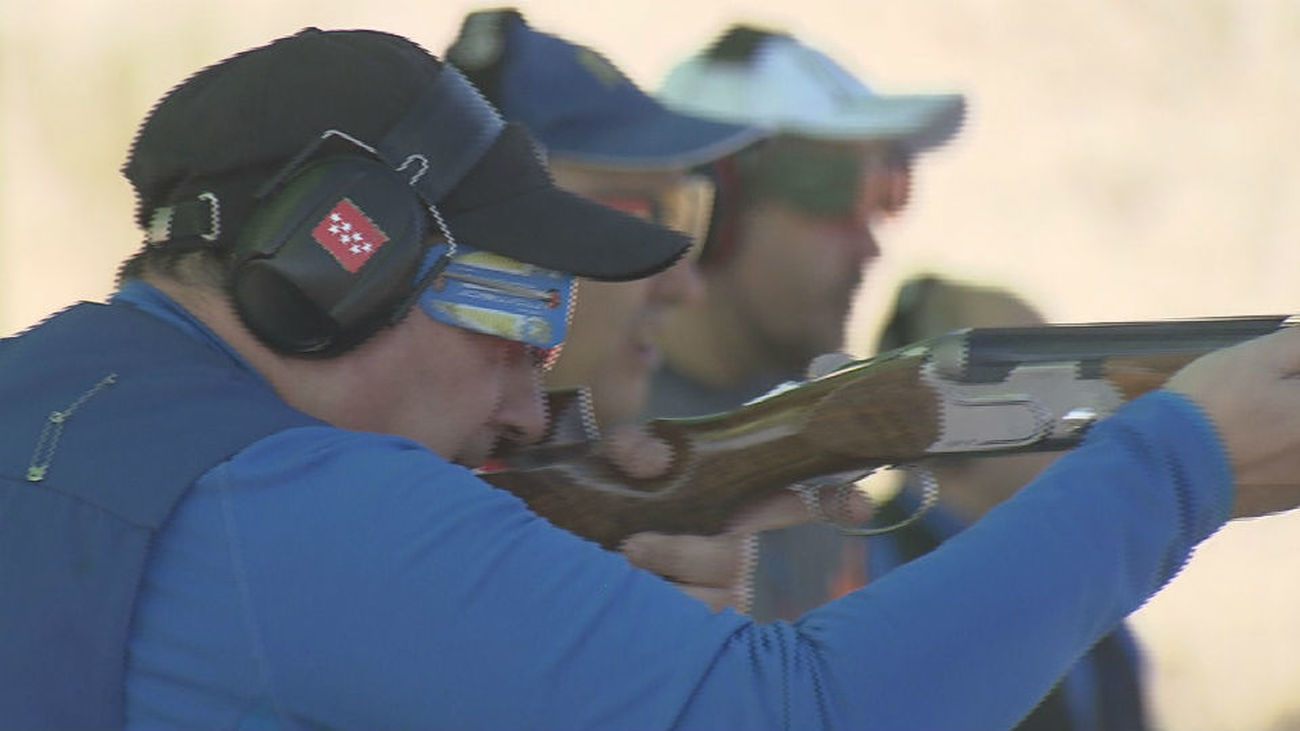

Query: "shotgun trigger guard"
<box><xmin>787</xmin><ymin>465</ymin><xmax>942</xmax><ymax>537</ymax></box>
<box><xmin>833</xmin><ymin>464</ymin><xmax>940</xmax><ymax>537</ymax></box>
<box><xmin>789</xmin><ymin>468</ymin><xmax>877</xmax><ymax>528</ymax></box>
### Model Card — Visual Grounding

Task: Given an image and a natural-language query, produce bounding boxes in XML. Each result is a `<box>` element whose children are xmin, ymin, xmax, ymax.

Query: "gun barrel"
<box><xmin>952</xmin><ymin>315</ymin><xmax>1292</xmax><ymax>383</ymax></box>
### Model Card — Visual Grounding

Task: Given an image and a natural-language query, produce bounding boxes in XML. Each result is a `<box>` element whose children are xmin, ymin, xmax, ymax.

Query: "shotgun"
<box><xmin>482</xmin><ymin>315</ymin><xmax>1296</xmax><ymax>549</ymax></box>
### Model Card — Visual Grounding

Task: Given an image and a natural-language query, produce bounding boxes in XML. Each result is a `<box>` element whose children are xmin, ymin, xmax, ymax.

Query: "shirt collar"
<box><xmin>111</xmin><ymin>279</ymin><xmax>264</xmax><ymax>380</ymax></box>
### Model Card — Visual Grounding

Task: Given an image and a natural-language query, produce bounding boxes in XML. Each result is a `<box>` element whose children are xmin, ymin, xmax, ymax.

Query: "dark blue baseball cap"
<box><xmin>446</xmin><ymin>9</ymin><xmax>766</xmax><ymax>168</ymax></box>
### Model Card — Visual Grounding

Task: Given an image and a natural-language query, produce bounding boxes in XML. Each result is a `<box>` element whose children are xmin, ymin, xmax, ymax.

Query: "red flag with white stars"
<box><xmin>311</xmin><ymin>198</ymin><xmax>391</xmax><ymax>273</ymax></box>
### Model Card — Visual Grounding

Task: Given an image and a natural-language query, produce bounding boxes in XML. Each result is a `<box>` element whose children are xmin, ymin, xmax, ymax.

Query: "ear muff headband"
<box><xmin>379</xmin><ymin>66</ymin><xmax>504</xmax><ymax>205</ymax></box>
<box><xmin>227</xmin><ymin>67</ymin><xmax>505</xmax><ymax>356</ymax></box>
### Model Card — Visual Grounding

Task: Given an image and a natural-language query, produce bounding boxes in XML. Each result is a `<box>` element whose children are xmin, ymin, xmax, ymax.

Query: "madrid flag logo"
<box><xmin>311</xmin><ymin>198</ymin><xmax>391</xmax><ymax>273</ymax></box>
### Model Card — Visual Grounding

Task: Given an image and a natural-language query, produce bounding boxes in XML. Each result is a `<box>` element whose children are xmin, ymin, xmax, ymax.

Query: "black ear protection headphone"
<box><xmin>154</xmin><ymin>66</ymin><xmax>504</xmax><ymax>356</ymax></box>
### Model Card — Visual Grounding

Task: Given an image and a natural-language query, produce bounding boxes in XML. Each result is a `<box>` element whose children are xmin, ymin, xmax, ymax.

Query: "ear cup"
<box><xmin>230</xmin><ymin>155</ymin><xmax>429</xmax><ymax>355</ymax></box>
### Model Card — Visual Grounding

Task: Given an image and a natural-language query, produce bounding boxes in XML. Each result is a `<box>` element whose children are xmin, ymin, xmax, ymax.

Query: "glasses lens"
<box><xmin>658</xmin><ymin>175</ymin><xmax>714</xmax><ymax>260</ymax></box>
<box><xmin>752</xmin><ymin>140</ymin><xmax>911</xmax><ymax>221</ymax></box>
<box><xmin>754</xmin><ymin>142</ymin><xmax>860</xmax><ymax>216</ymax></box>
<box><xmin>591</xmin><ymin>175</ymin><xmax>716</xmax><ymax>261</ymax></box>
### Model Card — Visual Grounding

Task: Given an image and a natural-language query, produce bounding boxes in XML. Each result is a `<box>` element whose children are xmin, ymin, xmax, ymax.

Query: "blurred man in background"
<box><xmin>646</xmin><ymin>24</ymin><xmax>964</xmax><ymax>621</ymax></box>
<box><xmin>447</xmin><ymin>10</ymin><xmax>790</xmax><ymax>611</ymax></box>
<box><xmin>447</xmin><ymin>9</ymin><xmax>764</xmax><ymax>429</ymax></box>
<box><xmin>871</xmin><ymin>274</ymin><xmax>1148</xmax><ymax>730</ymax></box>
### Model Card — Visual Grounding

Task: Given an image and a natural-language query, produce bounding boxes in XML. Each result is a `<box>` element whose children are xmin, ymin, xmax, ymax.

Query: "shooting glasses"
<box><xmin>586</xmin><ymin>174</ymin><xmax>716</xmax><ymax>262</ymax></box>
<box><xmin>748</xmin><ymin>136</ymin><xmax>912</xmax><ymax>222</ymax></box>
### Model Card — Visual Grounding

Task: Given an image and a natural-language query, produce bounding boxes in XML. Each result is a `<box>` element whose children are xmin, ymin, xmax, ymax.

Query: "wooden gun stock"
<box><xmin>482</xmin><ymin>315</ymin><xmax>1295</xmax><ymax>549</ymax></box>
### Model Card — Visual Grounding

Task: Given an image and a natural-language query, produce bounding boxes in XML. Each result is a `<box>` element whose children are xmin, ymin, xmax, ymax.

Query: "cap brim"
<box><xmin>660</xmin><ymin>36</ymin><xmax>966</xmax><ymax>153</ymax></box>
<box><xmin>781</xmin><ymin>94</ymin><xmax>966</xmax><ymax>151</ymax></box>
<box><xmin>438</xmin><ymin>124</ymin><xmax>690</xmax><ymax>281</ymax></box>
<box><xmin>447</xmin><ymin>184</ymin><xmax>690</xmax><ymax>282</ymax></box>
<box><xmin>544</xmin><ymin>108</ymin><xmax>768</xmax><ymax>169</ymax></box>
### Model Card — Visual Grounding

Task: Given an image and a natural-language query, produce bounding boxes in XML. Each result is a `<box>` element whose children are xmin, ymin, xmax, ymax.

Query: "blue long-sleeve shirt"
<box><xmin>119</xmin><ymin>283</ymin><xmax>1232</xmax><ymax>729</ymax></box>
<box><xmin>869</xmin><ymin>485</ymin><xmax>1148</xmax><ymax>730</ymax></box>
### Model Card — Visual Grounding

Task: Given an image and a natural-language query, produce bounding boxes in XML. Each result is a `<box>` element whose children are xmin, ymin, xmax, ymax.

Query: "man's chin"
<box><xmin>453</xmin><ymin>437</ymin><xmax>498</xmax><ymax>470</ymax></box>
<box><xmin>799</xmin><ymin>321</ymin><xmax>847</xmax><ymax>359</ymax></box>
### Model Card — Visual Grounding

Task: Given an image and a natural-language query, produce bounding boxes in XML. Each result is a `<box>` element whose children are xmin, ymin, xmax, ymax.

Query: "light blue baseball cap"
<box><xmin>660</xmin><ymin>25</ymin><xmax>966</xmax><ymax>152</ymax></box>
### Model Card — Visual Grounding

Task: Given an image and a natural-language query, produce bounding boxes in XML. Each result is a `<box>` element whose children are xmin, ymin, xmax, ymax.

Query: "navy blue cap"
<box><xmin>447</xmin><ymin>10</ymin><xmax>765</xmax><ymax>168</ymax></box>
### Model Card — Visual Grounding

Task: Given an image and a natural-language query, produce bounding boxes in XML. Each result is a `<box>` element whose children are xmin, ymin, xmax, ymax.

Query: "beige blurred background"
<box><xmin>2</xmin><ymin>0</ymin><xmax>1297</xmax><ymax>727</ymax></box>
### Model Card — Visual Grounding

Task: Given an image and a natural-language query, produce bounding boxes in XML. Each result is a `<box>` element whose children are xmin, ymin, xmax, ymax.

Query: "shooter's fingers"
<box><xmin>621</xmin><ymin>531</ymin><xmax>748</xmax><ymax>586</ymax></box>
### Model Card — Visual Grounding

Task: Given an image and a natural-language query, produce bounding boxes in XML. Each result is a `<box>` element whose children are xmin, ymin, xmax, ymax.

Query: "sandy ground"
<box><xmin>3</xmin><ymin>1</ymin><xmax>1297</xmax><ymax>727</ymax></box>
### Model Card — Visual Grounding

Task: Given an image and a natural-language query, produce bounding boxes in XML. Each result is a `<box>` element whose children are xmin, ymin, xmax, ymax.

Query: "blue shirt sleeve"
<box><xmin>126</xmin><ymin>389</ymin><xmax>1231</xmax><ymax>730</ymax></box>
